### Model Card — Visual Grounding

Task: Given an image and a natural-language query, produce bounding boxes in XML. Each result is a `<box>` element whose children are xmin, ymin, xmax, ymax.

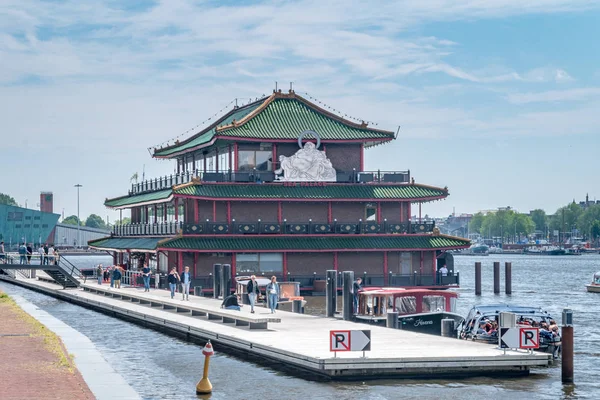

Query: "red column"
<box><xmin>377</xmin><ymin>202</ymin><xmax>382</xmax><ymax>224</ymax></box>
<box><xmin>194</xmin><ymin>200</ymin><xmax>199</xmax><ymax>224</ymax></box>
<box><xmin>228</xmin><ymin>144</ymin><xmax>232</xmax><ymax>172</ymax></box>
<box><xmin>282</xmin><ymin>252</ymin><xmax>287</xmax><ymax>279</ymax></box>
<box><xmin>174</xmin><ymin>198</ymin><xmax>179</xmax><ymax>221</ymax></box>
<box><xmin>333</xmin><ymin>251</ymin><xmax>338</xmax><ymax>271</ymax></box>
<box><xmin>163</xmin><ymin>203</ymin><xmax>167</xmax><ymax>222</ymax></box>
<box><xmin>399</xmin><ymin>203</ymin><xmax>403</xmax><ymax>222</ymax></box>
<box><xmin>193</xmin><ymin>253</ymin><xmax>198</xmax><ymax>278</ymax></box>
<box><xmin>359</xmin><ymin>143</ymin><xmax>364</xmax><ymax>171</ymax></box>
<box><xmin>178</xmin><ymin>252</ymin><xmax>183</xmax><ymax>273</ymax></box>
<box><xmin>215</xmin><ymin>147</ymin><xmax>219</xmax><ymax>172</ymax></box>
<box><xmin>328</xmin><ymin>202</ymin><xmax>332</xmax><ymax>224</ymax></box>
<box><xmin>231</xmin><ymin>253</ymin><xmax>237</xmax><ymax>279</ymax></box>
<box><xmin>212</xmin><ymin>201</ymin><xmax>217</xmax><ymax>222</ymax></box>
<box><xmin>227</xmin><ymin>201</ymin><xmax>231</xmax><ymax>223</ymax></box>
<box><xmin>383</xmin><ymin>251</ymin><xmax>388</xmax><ymax>285</ymax></box>
<box><xmin>144</xmin><ymin>206</ymin><xmax>149</xmax><ymax>224</ymax></box>
<box><xmin>278</xmin><ymin>201</ymin><xmax>282</xmax><ymax>223</ymax></box>
<box><xmin>432</xmin><ymin>251</ymin><xmax>437</xmax><ymax>276</ymax></box>
<box><xmin>420</xmin><ymin>251</ymin><xmax>424</xmax><ymax>274</ymax></box>
<box><xmin>203</xmin><ymin>154</ymin><xmax>207</xmax><ymax>173</ymax></box>
<box><xmin>272</xmin><ymin>144</ymin><xmax>277</xmax><ymax>171</ymax></box>
<box><xmin>233</xmin><ymin>143</ymin><xmax>239</xmax><ymax>171</ymax></box>
<box><xmin>407</xmin><ymin>203</ymin><xmax>411</xmax><ymax>222</ymax></box>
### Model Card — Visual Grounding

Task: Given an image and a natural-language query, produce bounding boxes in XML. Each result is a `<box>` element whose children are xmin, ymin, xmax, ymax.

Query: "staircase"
<box><xmin>0</xmin><ymin>253</ymin><xmax>84</xmax><ymax>289</ymax></box>
<box><xmin>43</xmin><ymin>269</ymin><xmax>79</xmax><ymax>288</ymax></box>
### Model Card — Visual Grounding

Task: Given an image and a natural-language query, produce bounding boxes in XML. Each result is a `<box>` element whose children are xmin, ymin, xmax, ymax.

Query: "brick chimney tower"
<box><xmin>40</xmin><ymin>192</ymin><xmax>53</xmax><ymax>213</ymax></box>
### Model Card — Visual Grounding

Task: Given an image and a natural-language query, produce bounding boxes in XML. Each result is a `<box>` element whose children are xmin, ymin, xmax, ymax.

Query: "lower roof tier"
<box><xmin>104</xmin><ymin>183</ymin><xmax>449</xmax><ymax>209</ymax></box>
<box><xmin>88</xmin><ymin>234</ymin><xmax>470</xmax><ymax>252</ymax></box>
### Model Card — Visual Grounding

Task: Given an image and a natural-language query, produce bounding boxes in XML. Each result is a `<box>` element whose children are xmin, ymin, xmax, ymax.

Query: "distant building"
<box><xmin>54</xmin><ymin>223</ymin><xmax>111</xmax><ymax>248</ymax></box>
<box><xmin>578</xmin><ymin>194</ymin><xmax>599</xmax><ymax>210</ymax></box>
<box><xmin>0</xmin><ymin>204</ymin><xmax>59</xmax><ymax>249</ymax></box>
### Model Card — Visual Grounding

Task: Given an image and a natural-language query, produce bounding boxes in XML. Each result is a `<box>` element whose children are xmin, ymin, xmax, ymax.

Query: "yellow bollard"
<box><xmin>196</xmin><ymin>340</ymin><xmax>215</xmax><ymax>395</ymax></box>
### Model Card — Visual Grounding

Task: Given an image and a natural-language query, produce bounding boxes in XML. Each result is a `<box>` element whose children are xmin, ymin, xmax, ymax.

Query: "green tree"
<box><xmin>469</xmin><ymin>212</ymin><xmax>485</xmax><ymax>233</ymax></box>
<box><xmin>578</xmin><ymin>204</ymin><xmax>600</xmax><ymax>239</ymax></box>
<box><xmin>85</xmin><ymin>214</ymin><xmax>107</xmax><ymax>229</ymax></box>
<box><xmin>513</xmin><ymin>213</ymin><xmax>536</xmax><ymax>239</ymax></box>
<box><xmin>0</xmin><ymin>193</ymin><xmax>18</xmax><ymax>206</ymax></box>
<box><xmin>549</xmin><ymin>203</ymin><xmax>583</xmax><ymax>234</ymax></box>
<box><xmin>529</xmin><ymin>209</ymin><xmax>547</xmax><ymax>231</ymax></box>
<box><xmin>62</xmin><ymin>215</ymin><xmax>80</xmax><ymax>225</ymax></box>
<box><xmin>114</xmin><ymin>217</ymin><xmax>131</xmax><ymax>225</ymax></box>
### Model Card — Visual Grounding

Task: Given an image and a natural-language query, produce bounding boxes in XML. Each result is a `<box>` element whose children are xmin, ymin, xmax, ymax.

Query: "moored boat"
<box><xmin>457</xmin><ymin>304</ymin><xmax>562</xmax><ymax>358</ymax></box>
<box><xmin>586</xmin><ymin>272</ymin><xmax>600</xmax><ymax>293</ymax></box>
<box><xmin>354</xmin><ymin>288</ymin><xmax>463</xmax><ymax>336</ymax></box>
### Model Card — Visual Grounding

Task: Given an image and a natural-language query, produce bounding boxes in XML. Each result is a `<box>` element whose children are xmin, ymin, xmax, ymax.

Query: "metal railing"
<box><xmin>129</xmin><ymin>169</ymin><xmax>412</xmax><ymax>195</ymax></box>
<box><xmin>112</xmin><ymin>220</ymin><xmax>435</xmax><ymax>237</ymax></box>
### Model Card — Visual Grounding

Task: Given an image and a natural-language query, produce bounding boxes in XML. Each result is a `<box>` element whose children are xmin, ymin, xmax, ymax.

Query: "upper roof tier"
<box><xmin>153</xmin><ymin>90</ymin><xmax>395</xmax><ymax>158</ymax></box>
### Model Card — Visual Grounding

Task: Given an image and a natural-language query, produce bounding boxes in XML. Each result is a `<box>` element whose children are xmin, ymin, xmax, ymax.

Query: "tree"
<box><xmin>513</xmin><ymin>213</ymin><xmax>536</xmax><ymax>240</ymax></box>
<box><xmin>469</xmin><ymin>212</ymin><xmax>485</xmax><ymax>233</ymax></box>
<box><xmin>578</xmin><ymin>204</ymin><xmax>600</xmax><ymax>239</ymax></box>
<box><xmin>62</xmin><ymin>215</ymin><xmax>80</xmax><ymax>225</ymax></box>
<box><xmin>529</xmin><ymin>209</ymin><xmax>547</xmax><ymax>231</ymax></box>
<box><xmin>85</xmin><ymin>214</ymin><xmax>107</xmax><ymax>229</ymax></box>
<box><xmin>0</xmin><ymin>193</ymin><xmax>18</xmax><ymax>207</ymax></box>
<box><xmin>549</xmin><ymin>203</ymin><xmax>583</xmax><ymax>235</ymax></box>
<box><xmin>114</xmin><ymin>217</ymin><xmax>131</xmax><ymax>225</ymax></box>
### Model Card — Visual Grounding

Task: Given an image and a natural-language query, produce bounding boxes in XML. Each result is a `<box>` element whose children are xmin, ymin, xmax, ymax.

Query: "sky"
<box><xmin>1</xmin><ymin>0</ymin><xmax>600</xmax><ymax>223</ymax></box>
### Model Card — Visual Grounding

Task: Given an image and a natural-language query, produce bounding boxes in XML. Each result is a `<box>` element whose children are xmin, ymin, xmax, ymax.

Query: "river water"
<box><xmin>1</xmin><ymin>254</ymin><xmax>598</xmax><ymax>399</ymax></box>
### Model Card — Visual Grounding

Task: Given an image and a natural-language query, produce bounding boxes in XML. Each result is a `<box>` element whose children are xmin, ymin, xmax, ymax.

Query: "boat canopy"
<box><xmin>593</xmin><ymin>272</ymin><xmax>600</xmax><ymax>284</ymax></box>
<box><xmin>357</xmin><ymin>288</ymin><xmax>458</xmax><ymax>316</ymax></box>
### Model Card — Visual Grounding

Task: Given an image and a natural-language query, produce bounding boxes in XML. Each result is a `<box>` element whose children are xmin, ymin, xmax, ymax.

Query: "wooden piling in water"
<box><xmin>325</xmin><ymin>270</ymin><xmax>337</xmax><ymax>317</ymax></box>
<box><xmin>505</xmin><ymin>262</ymin><xmax>512</xmax><ymax>294</ymax></box>
<box><xmin>212</xmin><ymin>264</ymin><xmax>222</xmax><ymax>299</ymax></box>
<box><xmin>562</xmin><ymin>308</ymin><xmax>574</xmax><ymax>383</ymax></box>
<box><xmin>493</xmin><ymin>261</ymin><xmax>500</xmax><ymax>294</ymax></box>
<box><xmin>342</xmin><ymin>271</ymin><xmax>354</xmax><ymax>321</ymax></box>
<box><xmin>475</xmin><ymin>262</ymin><xmax>482</xmax><ymax>295</ymax></box>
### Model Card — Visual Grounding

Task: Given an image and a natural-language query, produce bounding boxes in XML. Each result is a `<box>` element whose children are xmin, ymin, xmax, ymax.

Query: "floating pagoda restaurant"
<box><xmin>90</xmin><ymin>90</ymin><xmax>469</xmax><ymax>292</ymax></box>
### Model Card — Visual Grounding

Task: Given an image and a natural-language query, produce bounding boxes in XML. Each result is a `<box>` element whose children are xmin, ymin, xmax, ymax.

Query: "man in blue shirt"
<box><xmin>180</xmin><ymin>266</ymin><xmax>191</xmax><ymax>301</ymax></box>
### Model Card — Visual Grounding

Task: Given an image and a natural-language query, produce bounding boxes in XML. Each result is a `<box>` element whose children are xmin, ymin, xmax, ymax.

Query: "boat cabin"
<box><xmin>357</xmin><ymin>288</ymin><xmax>458</xmax><ymax>318</ymax></box>
<box><xmin>592</xmin><ymin>272</ymin><xmax>600</xmax><ymax>285</ymax></box>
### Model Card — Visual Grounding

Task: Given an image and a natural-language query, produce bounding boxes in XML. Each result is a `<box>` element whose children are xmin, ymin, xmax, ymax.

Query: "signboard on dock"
<box><xmin>330</xmin><ymin>330</ymin><xmax>371</xmax><ymax>352</ymax></box>
<box><xmin>500</xmin><ymin>327</ymin><xmax>539</xmax><ymax>349</ymax></box>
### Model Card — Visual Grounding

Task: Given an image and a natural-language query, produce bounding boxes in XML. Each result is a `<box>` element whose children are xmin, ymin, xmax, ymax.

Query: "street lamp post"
<box><xmin>74</xmin><ymin>184</ymin><xmax>82</xmax><ymax>248</ymax></box>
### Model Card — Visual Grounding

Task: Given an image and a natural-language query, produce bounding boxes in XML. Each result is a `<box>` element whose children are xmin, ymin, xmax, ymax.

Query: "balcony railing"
<box><xmin>129</xmin><ymin>169</ymin><xmax>411</xmax><ymax>195</ymax></box>
<box><xmin>112</xmin><ymin>220</ymin><xmax>435</xmax><ymax>237</ymax></box>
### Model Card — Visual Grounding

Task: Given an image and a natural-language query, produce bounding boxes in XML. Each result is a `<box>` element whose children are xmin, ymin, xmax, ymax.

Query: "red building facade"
<box><xmin>90</xmin><ymin>90</ymin><xmax>469</xmax><ymax>291</ymax></box>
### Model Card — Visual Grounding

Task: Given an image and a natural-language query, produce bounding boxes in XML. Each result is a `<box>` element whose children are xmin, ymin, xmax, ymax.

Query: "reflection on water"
<box><xmin>1</xmin><ymin>254</ymin><xmax>598</xmax><ymax>399</ymax></box>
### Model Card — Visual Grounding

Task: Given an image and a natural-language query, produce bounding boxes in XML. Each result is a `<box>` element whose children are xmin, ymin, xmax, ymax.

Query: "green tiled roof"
<box><xmin>159</xmin><ymin>235</ymin><xmax>469</xmax><ymax>251</ymax></box>
<box><xmin>154</xmin><ymin>94</ymin><xmax>394</xmax><ymax>158</ymax></box>
<box><xmin>174</xmin><ymin>183</ymin><xmax>447</xmax><ymax>201</ymax></box>
<box><xmin>88</xmin><ymin>237</ymin><xmax>164</xmax><ymax>251</ymax></box>
<box><xmin>105</xmin><ymin>189</ymin><xmax>172</xmax><ymax>209</ymax></box>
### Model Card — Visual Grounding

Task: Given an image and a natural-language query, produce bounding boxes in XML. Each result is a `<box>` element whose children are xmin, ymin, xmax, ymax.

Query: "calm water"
<box><xmin>1</xmin><ymin>254</ymin><xmax>598</xmax><ymax>399</ymax></box>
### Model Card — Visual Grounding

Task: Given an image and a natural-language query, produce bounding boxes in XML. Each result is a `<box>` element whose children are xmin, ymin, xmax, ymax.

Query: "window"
<box><xmin>34</xmin><ymin>216</ymin><xmax>41</xmax><ymax>220</ymax></box>
<box><xmin>24</xmin><ymin>224</ymin><xmax>30</xmax><ymax>228</ymax></box>
<box><xmin>42</xmin><ymin>224</ymin><xmax>48</xmax><ymax>228</ymax></box>
<box><xmin>7</xmin><ymin>212</ymin><xmax>23</xmax><ymax>221</ymax></box>
<box><xmin>237</xmin><ymin>253</ymin><xmax>283</xmax><ymax>274</ymax></box>
<box><xmin>33</xmin><ymin>224</ymin><xmax>39</xmax><ymax>228</ymax></box>
<box><xmin>25</xmin><ymin>216</ymin><xmax>31</xmax><ymax>220</ymax></box>
<box><xmin>365</xmin><ymin>203</ymin><xmax>377</xmax><ymax>221</ymax></box>
<box><xmin>15</xmin><ymin>224</ymin><xmax>22</xmax><ymax>228</ymax></box>
<box><xmin>238</xmin><ymin>150</ymin><xmax>272</xmax><ymax>171</ymax></box>
<box><xmin>422</xmin><ymin>296</ymin><xmax>446</xmax><ymax>312</ymax></box>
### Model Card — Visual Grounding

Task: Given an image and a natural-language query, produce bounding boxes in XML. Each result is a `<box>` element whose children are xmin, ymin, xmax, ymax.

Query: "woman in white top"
<box><xmin>265</xmin><ymin>276</ymin><xmax>280</xmax><ymax>314</ymax></box>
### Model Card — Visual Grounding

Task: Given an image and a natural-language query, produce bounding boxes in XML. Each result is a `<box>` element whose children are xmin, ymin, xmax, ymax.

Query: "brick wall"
<box><xmin>194</xmin><ymin>253</ymin><xmax>232</xmax><ymax>277</ymax></box>
<box><xmin>325</xmin><ymin>143</ymin><xmax>361</xmax><ymax>172</ymax></box>
<box><xmin>337</xmin><ymin>252</ymin><xmax>383</xmax><ymax>275</ymax></box>
<box><xmin>287</xmin><ymin>252</ymin><xmax>334</xmax><ymax>275</ymax></box>
<box><xmin>281</xmin><ymin>202</ymin><xmax>328</xmax><ymax>222</ymax></box>
<box><xmin>331</xmin><ymin>202</ymin><xmax>365</xmax><ymax>222</ymax></box>
<box><xmin>380</xmin><ymin>202</ymin><xmax>404</xmax><ymax>223</ymax></box>
<box><xmin>230</xmin><ymin>202</ymin><xmax>278</xmax><ymax>221</ymax></box>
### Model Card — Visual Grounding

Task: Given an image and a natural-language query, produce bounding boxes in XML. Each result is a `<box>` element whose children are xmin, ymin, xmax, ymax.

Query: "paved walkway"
<box><xmin>0</xmin><ymin>289</ymin><xmax>94</xmax><ymax>400</ymax></box>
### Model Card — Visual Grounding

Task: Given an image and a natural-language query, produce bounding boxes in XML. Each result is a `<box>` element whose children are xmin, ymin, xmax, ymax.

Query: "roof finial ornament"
<box><xmin>289</xmin><ymin>81</ymin><xmax>294</xmax><ymax>93</ymax></box>
<box><xmin>274</xmin><ymin>81</ymin><xmax>278</xmax><ymax>93</ymax></box>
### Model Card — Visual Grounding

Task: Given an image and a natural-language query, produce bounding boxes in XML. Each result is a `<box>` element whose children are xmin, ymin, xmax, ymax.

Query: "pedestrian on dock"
<box><xmin>266</xmin><ymin>276</ymin><xmax>279</xmax><ymax>314</ymax></box>
<box><xmin>168</xmin><ymin>268</ymin><xmax>180</xmax><ymax>299</ymax></box>
<box><xmin>353</xmin><ymin>277</ymin><xmax>363</xmax><ymax>314</ymax></box>
<box><xmin>37</xmin><ymin>244</ymin><xmax>44</xmax><ymax>265</ymax></box>
<box><xmin>181</xmin><ymin>266</ymin><xmax>191</xmax><ymax>300</ymax></box>
<box><xmin>47</xmin><ymin>245</ymin><xmax>55</xmax><ymax>265</ymax></box>
<box><xmin>221</xmin><ymin>294</ymin><xmax>241</xmax><ymax>311</ymax></box>
<box><xmin>43</xmin><ymin>244</ymin><xmax>49</xmax><ymax>265</ymax></box>
<box><xmin>19</xmin><ymin>242</ymin><xmax>27</xmax><ymax>264</ymax></box>
<box><xmin>0</xmin><ymin>242</ymin><xmax>5</xmax><ymax>264</ymax></box>
<box><xmin>113</xmin><ymin>266</ymin><xmax>122</xmax><ymax>289</ymax></box>
<box><xmin>247</xmin><ymin>275</ymin><xmax>260</xmax><ymax>313</ymax></box>
<box><xmin>26</xmin><ymin>244</ymin><xmax>32</xmax><ymax>264</ymax></box>
<box><xmin>96</xmin><ymin>264</ymin><xmax>103</xmax><ymax>285</ymax></box>
<box><xmin>142</xmin><ymin>264</ymin><xmax>151</xmax><ymax>292</ymax></box>
<box><xmin>110</xmin><ymin>266</ymin><xmax>115</xmax><ymax>287</ymax></box>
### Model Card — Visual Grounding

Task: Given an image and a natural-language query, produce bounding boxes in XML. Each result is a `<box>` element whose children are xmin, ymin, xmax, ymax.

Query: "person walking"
<box><xmin>142</xmin><ymin>264</ymin><xmax>151</xmax><ymax>292</ymax></box>
<box><xmin>167</xmin><ymin>268</ymin><xmax>180</xmax><ymax>299</ymax></box>
<box><xmin>110</xmin><ymin>266</ymin><xmax>115</xmax><ymax>288</ymax></box>
<box><xmin>26</xmin><ymin>244</ymin><xmax>32</xmax><ymax>264</ymax></box>
<box><xmin>96</xmin><ymin>264</ymin><xmax>103</xmax><ymax>285</ymax></box>
<box><xmin>180</xmin><ymin>266</ymin><xmax>191</xmax><ymax>300</ymax></box>
<box><xmin>0</xmin><ymin>241</ymin><xmax>5</xmax><ymax>264</ymax></box>
<box><xmin>112</xmin><ymin>266</ymin><xmax>122</xmax><ymax>289</ymax></box>
<box><xmin>247</xmin><ymin>275</ymin><xmax>260</xmax><ymax>313</ymax></box>
<box><xmin>47</xmin><ymin>244</ymin><xmax>55</xmax><ymax>265</ymax></box>
<box><xmin>37</xmin><ymin>244</ymin><xmax>44</xmax><ymax>265</ymax></box>
<box><xmin>53</xmin><ymin>247</ymin><xmax>60</xmax><ymax>266</ymax></box>
<box><xmin>266</xmin><ymin>276</ymin><xmax>279</xmax><ymax>314</ymax></box>
<box><xmin>19</xmin><ymin>242</ymin><xmax>27</xmax><ymax>265</ymax></box>
<box><xmin>353</xmin><ymin>277</ymin><xmax>363</xmax><ymax>314</ymax></box>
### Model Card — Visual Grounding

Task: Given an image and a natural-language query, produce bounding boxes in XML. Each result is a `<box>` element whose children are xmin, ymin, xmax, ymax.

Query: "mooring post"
<box><xmin>493</xmin><ymin>261</ymin><xmax>500</xmax><ymax>294</ymax></box>
<box><xmin>292</xmin><ymin>299</ymin><xmax>303</xmax><ymax>314</ymax></box>
<box><xmin>562</xmin><ymin>308</ymin><xmax>574</xmax><ymax>383</ymax></box>
<box><xmin>475</xmin><ymin>262</ymin><xmax>482</xmax><ymax>295</ymax></box>
<box><xmin>441</xmin><ymin>318</ymin><xmax>455</xmax><ymax>337</ymax></box>
<box><xmin>326</xmin><ymin>269</ymin><xmax>337</xmax><ymax>317</ymax></box>
<box><xmin>221</xmin><ymin>264</ymin><xmax>232</xmax><ymax>299</ymax></box>
<box><xmin>342</xmin><ymin>271</ymin><xmax>355</xmax><ymax>321</ymax></box>
<box><xmin>505</xmin><ymin>262</ymin><xmax>512</xmax><ymax>294</ymax></box>
<box><xmin>386</xmin><ymin>311</ymin><xmax>398</xmax><ymax>329</ymax></box>
<box><xmin>212</xmin><ymin>264</ymin><xmax>222</xmax><ymax>299</ymax></box>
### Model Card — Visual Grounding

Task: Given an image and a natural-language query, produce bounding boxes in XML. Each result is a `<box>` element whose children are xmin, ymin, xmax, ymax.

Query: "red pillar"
<box><xmin>144</xmin><ymin>206</ymin><xmax>149</xmax><ymax>224</ymax></box>
<box><xmin>178</xmin><ymin>252</ymin><xmax>183</xmax><ymax>273</ymax></box>
<box><xmin>174</xmin><ymin>198</ymin><xmax>179</xmax><ymax>221</ymax></box>
<box><xmin>407</xmin><ymin>203</ymin><xmax>412</xmax><ymax>222</ymax></box>
<box><xmin>212</xmin><ymin>201</ymin><xmax>217</xmax><ymax>222</ymax></box>
<box><xmin>333</xmin><ymin>251</ymin><xmax>338</xmax><ymax>271</ymax></box>
<box><xmin>328</xmin><ymin>202</ymin><xmax>332</xmax><ymax>224</ymax></box>
<box><xmin>272</xmin><ymin>144</ymin><xmax>277</xmax><ymax>171</ymax></box>
<box><xmin>383</xmin><ymin>251</ymin><xmax>388</xmax><ymax>285</ymax></box>
<box><xmin>420</xmin><ymin>251</ymin><xmax>424</xmax><ymax>274</ymax></box>
<box><xmin>282</xmin><ymin>252</ymin><xmax>287</xmax><ymax>280</ymax></box>
<box><xmin>163</xmin><ymin>203</ymin><xmax>167</xmax><ymax>222</ymax></box>
<box><xmin>359</xmin><ymin>143</ymin><xmax>364</xmax><ymax>171</ymax></box>
<box><xmin>215</xmin><ymin>147</ymin><xmax>219</xmax><ymax>172</ymax></box>
<box><xmin>194</xmin><ymin>200</ymin><xmax>199</xmax><ymax>224</ymax></box>
<box><xmin>203</xmin><ymin>154</ymin><xmax>207</xmax><ymax>173</ymax></box>
<box><xmin>278</xmin><ymin>201</ymin><xmax>282</xmax><ymax>223</ymax></box>
<box><xmin>231</xmin><ymin>253</ymin><xmax>237</xmax><ymax>279</ymax></box>
<box><xmin>227</xmin><ymin>201</ymin><xmax>231</xmax><ymax>223</ymax></box>
<box><xmin>228</xmin><ymin>144</ymin><xmax>232</xmax><ymax>172</ymax></box>
<box><xmin>233</xmin><ymin>143</ymin><xmax>239</xmax><ymax>171</ymax></box>
<box><xmin>193</xmin><ymin>253</ymin><xmax>198</xmax><ymax>278</ymax></box>
<box><xmin>377</xmin><ymin>202</ymin><xmax>382</xmax><ymax>224</ymax></box>
<box><xmin>399</xmin><ymin>203</ymin><xmax>404</xmax><ymax>222</ymax></box>
<box><xmin>432</xmin><ymin>251</ymin><xmax>437</xmax><ymax>276</ymax></box>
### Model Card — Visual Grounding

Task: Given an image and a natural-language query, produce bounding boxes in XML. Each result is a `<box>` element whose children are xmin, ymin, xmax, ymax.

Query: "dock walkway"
<box><xmin>0</xmin><ymin>274</ymin><xmax>551</xmax><ymax>380</ymax></box>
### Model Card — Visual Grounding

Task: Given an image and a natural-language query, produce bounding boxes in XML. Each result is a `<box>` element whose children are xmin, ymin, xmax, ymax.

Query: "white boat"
<box><xmin>586</xmin><ymin>272</ymin><xmax>600</xmax><ymax>293</ymax></box>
